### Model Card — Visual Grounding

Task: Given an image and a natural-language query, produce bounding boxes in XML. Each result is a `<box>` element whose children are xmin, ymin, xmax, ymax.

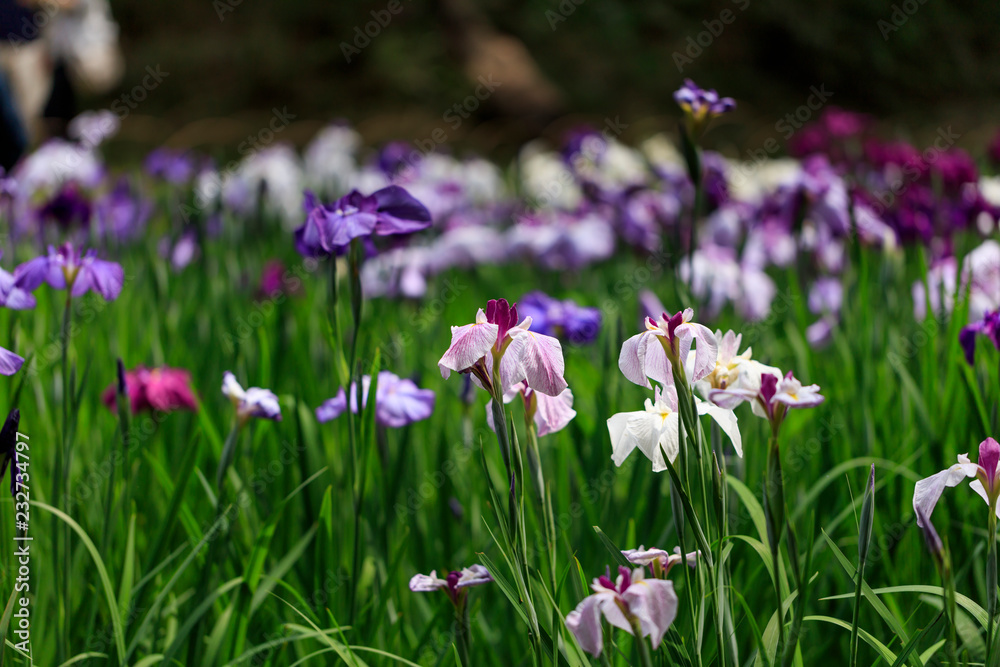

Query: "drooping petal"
<box><xmin>566</xmin><ymin>593</ymin><xmax>607</xmax><ymax>657</ymax></box>
<box><xmin>618</xmin><ymin>330</ymin><xmax>671</xmax><ymax>389</ymax></box>
<box><xmin>696</xmin><ymin>399</ymin><xmax>743</xmax><ymax>458</ymax></box>
<box><xmin>409</xmin><ymin>571</ymin><xmax>447</xmax><ymax>592</ymax></box>
<box><xmin>679</xmin><ymin>322</ymin><xmax>718</xmax><ymax>382</ymax></box>
<box><xmin>0</xmin><ymin>347</ymin><xmax>24</xmax><ymax>376</ymax></box>
<box><xmin>913</xmin><ymin>458</ymin><xmax>980</xmax><ymax>526</ymax></box>
<box><xmin>503</xmin><ymin>329</ymin><xmax>567</xmax><ymax>396</ymax></box>
<box><xmin>654</xmin><ymin>412</ymin><xmax>680</xmax><ymax>470</ymax></box>
<box><xmin>437</xmin><ymin>320</ymin><xmax>499</xmax><ymax>378</ymax></box>
<box><xmin>372</xmin><ymin>185</ymin><xmax>432</xmax><ymax>235</ymax></box>
<box><xmin>77</xmin><ymin>259</ymin><xmax>125</xmax><ymax>300</ymax></box>
<box><xmin>455</xmin><ymin>564</ymin><xmax>492</xmax><ymax>588</ymax></box>
<box><xmin>708</xmin><ymin>387</ymin><xmax>756</xmax><ymax>411</ymax></box>
<box><xmin>622</xmin><ymin>578</ymin><xmax>678</xmax><ymax>650</ymax></box>
<box><xmin>14</xmin><ymin>255</ymin><xmax>63</xmax><ymax>291</ymax></box>
<box><xmin>221</xmin><ymin>371</ymin><xmax>246</xmax><ymax>402</ymax></box>
<box><xmin>534</xmin><ymin>387</ymin><xmax>576</xmax><ymax>436</ymax></box>
<box><xmin>622</xmin><ymin>546</ymin><xmax>670</xmax><ymax>566</ymax></box>
<box><xmin>608</xmin><ymin>410</ymin><xmax>650</xmax><ymax>467</ymax></box>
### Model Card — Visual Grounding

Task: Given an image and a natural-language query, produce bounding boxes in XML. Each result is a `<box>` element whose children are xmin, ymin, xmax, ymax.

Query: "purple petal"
<box><xmin>438</xmin><ymin>317</ymin><xmax>499</xmax><ymax>378</ymax></box>
<box><xmin>372</xmin><ymin>185</ymin><xmax>432</xmax><ymax>235</ymax></box>
<box><xmin>14</xmin><ymin>255</ymin><xmax>62</xmax><ymax>292</ymax></box>
<box><xmin>534</xmin><ymin>387</ymin><xmax>576</xmax><ymax>436</ymax></box>
<box><xmin>315</xmin><ymin>388</ymin><xmax>348</xmax><ymax>423</ymax></box>
<box><xmin>0</xmin><ymin>347</ymin><xmax>23</xmax><ymax>376</ymax></box>
<box><xmin>980</xmin><ymin>438</ymin><xmax>1000</xmax><ymax>488</ymax></box>
<box><xmin>77</xmin><ymin>259</ymin><xmax>124</xmax><ymax>300</ymax></box>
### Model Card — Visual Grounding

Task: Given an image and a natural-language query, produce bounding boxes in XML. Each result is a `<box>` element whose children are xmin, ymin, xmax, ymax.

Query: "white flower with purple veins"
<box><xmin>566</xmin><ymin>566</ymin><xmax>678</xmax><ymax>657</ymax></box>
<box><xmin>409</xmin><ymin>564</ymin><xmax>492</xmax><ymax>607</ymax></box>
<box><xmin>914</xmin><ymin>437</ymin><xmax>1000</xmax><ymax>527</ymax></box>
<box><xmin>222</xmin><ymin>372</ymin><xmax>282</xmax><ymax>424</ymax></box>
<box><xmin>623</xmin><ymin>546</ymin><xmax>699</xmax><ymax>578</ymax></box>
<box><xmin>14</xmin><ymin>243</ymin><xmax>124</xmax><ymax>301</ymax></box>
<box><xmin>710</xmin><ymin>369</ymin><xmax>824</xmax><ymax>434</ymax></box>
<box><xmin>608</xmin><ymin>384</ymin><xmax>742</xmax><ymax>471</ymax></box>
<box><xmin>438</xmin><ymin>299</ymin><xmax>567</xmax><ymax>398</ymax></box>
<box><xmin>619</xmin><ymin>307</ymin><xmax>718</xmax><ymax>389</ymax></box>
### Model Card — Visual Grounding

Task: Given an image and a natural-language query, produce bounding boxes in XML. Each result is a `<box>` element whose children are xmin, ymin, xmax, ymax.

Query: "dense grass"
<box><xmin>0</xmin><ymin>210</ymin><xmax>997</xmax><ymax>665</ymax></box>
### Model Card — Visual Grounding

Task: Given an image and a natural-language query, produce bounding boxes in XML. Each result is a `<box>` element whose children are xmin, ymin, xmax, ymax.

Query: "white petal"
<box><xmin>697</xmin><ymin>400</ymin><xmax>743</xmax><ymax>458</ymax></box>
<box><xmin>913</xmin><ymin>460</ymin><xmax>979</xmax><ymax>526</ymax></box>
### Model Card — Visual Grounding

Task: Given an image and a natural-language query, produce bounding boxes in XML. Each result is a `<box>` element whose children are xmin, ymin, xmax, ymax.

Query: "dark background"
<box><xmin>102</xmin><ymin>0</ymin><xmax>1000</xmax><ymax>161</ymax></box>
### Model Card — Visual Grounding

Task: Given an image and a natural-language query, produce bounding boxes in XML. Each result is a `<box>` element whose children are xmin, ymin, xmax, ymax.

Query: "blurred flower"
<box><xmin>674</xmin><ymin>79</ymin><xmax>734</xmax><ymax>138</ymax></box>
<box><xmin>315</xmin><ymin>370</ymin><xmax>435</xmax><ymax>428</ymax></box>
<box><xmin>914</xmin><ymin>437</ymin><xmax>1000</xmax><ymax>527</ymax></box>
<box><xmin>144</xmin><ymin>148</ymin><xmax>196</xmax><ymax>184</ymax></box>
<box><xmin>256</xmin><ymin>260</ymin><xmax>302</xmax><ymax>300</ymax></box>
<box><xmin>0</xmin><ymin>346</ymin><xmax>22</xmax><ymax>376</ymax></box>
<box><xmin>15</xmin><ymin>243</ymin><xmax>124</xmax><ymax>301</ymax></box>
<box><xmin>102</xmin><ymin>366</ymin><xmax>197</xmax><ymax>414</ymax></box>
<box><xmin>94</xmin><ymin>179</ymin><xmax>152</xmax><ymax>241</ymax></box>
<box><xmin>608</xmin><ymin>384</ymin><xmax>741</xmax><ymax>472</ymax></box>
<box><xmin>517</xmin><ymin>291</ymin><xmax>602</xmax><ymax>345</ymax></box>
<box><xmin>37</xmin><ymin>183</ymin><xmax>92</xmax><ymax>230</ymax></box>
<box><xmin>960</xmin><ymin>309</ymin><xmax>1000</xmax><ymax>365</ymax></box>
<box><xmin>0</xmin><ymin>252</ymin><xmax>35</xmax><ymax>310</ymax></box>
<box><xmin>68</xmin><ymin>110</ymin><xmax>120</xmax><ymax>148</ymax></box>
<box><xmin>566</xmin><ymin>565</ymin><xmax>678</xmax><ymax>657</ymax></box>
<box><xmin>294</xmin><ymin>185</ymin><xmax>431</xmax><ymax>257</ymax></box>
<box><xmin>409</xmin><ymin>564</ymin><xmax>491</xmax><ymax>607</ymax></box>
<box><xmin>222</xmin><ymin>371</ymin><xmax>281</xmax><ymax>424</ymax></box>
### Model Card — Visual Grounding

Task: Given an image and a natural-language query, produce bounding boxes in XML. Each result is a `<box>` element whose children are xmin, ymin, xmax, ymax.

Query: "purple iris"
<box><xmin>144</xmin><ymin>148</ymin><xmax>196</xmax><ymax>184</ymax></box>
<box><xmin>315</xmin><ymin>370</ymin><xmax>435</xmax><ymax>428</ymax></box>
<box><xmin>517</xmin><ymin>291</ymin><xmax>602</xmax><ymax>345</ymax></box>
<box><xmin>960</xmin><ymin>309</ymin><xmax>1000</xmax><ymax>365</ymax></box>
<box><xmin>0</xmin><ymin>252</ymin><xmax>35</xmax><ymax>311</ymax></box>
<box><xmin>674</xmin><ymin>79</ymin><xmax>735</xmax><ymax>118</ymax></box>
<box><xmin>293</xmin><ymin>186</ymin><xmax>431</xmax><ymax>257</ymax></box>
<box><xmin>37</xmin><ymin>183</ymin><xmax>92</xmax><ymax>230</ymax></box>
<box><xmin>14</xmin><ymin>243</ymin><xmax>125</xmax><ymax>301</ymax></box>
<box><xmin>95</xmin><ymin>179</ymin><xmax>152</xmax><ymax>241</ymax></box>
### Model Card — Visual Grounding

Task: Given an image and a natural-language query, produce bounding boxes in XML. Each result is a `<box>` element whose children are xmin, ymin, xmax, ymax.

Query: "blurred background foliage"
<box><xmin>104</xmin><ymin>0</ymin><xmax>1000</xmax><ymax>160</ymax></box>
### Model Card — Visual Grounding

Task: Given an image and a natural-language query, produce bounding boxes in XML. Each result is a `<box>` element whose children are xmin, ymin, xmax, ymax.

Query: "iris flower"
<box><xmin>101</xmin><ymin>366</ymin><xmax>198</xmax><ymax>414</ymax></box>
<box><xmin>674</xmin><ymin>79</ymin><xmax>735</xmax><ymax>137</ymax></box>
<box><xmin>294</xmin><ymin>185</ymin><xmax>431</xmax><ymax>257</ymax></box>
<box><xmin>0</xmin><ymin>252</ymin><xmax>35</xmax><ymax>310</ymax></box>
<box><xmin>608</xmin><ymin>384</ymin><xmax>742</xmax><ymax>471</ymax></box>
<box><xmin>566</xmin><ymin>566</ymin><xmax>678</xmax><ymax>657</ymax></box>
<box><xmin>517</xmin><ymin>291</ymin><xmax>602</xmax><ymax>345</ymax></box>
<box><xmin>409</xmin><ymin>564</ymin><xmax>492</xmax><ymax>607</ymax></box>
<box><xmin>222</xmin><ymin>372</ymin><xmax>282</xmax><ymax>424</ymax></box>
<box><xmin>14</xmin><ymin>243</ymin><xmax>124</xmax><ymax>301</ymax></box>
<box><xmin>619</xmin><ymin>308</ymin><xmax>718</xmax><ymax>390</ymax></box>
<box><xmin>913</xmin><ymin>437</ymin><xmax>1000</xmax><ymax>527</ymax></box>
<box><xmin>623</xmin><ymin>546</ymin><xmax>699</xmax><ymax>579</ymax></box>
<box><xmin>960</xmin><ymin>309</ymin><xmax>999</xmax><ymax>365</ymax></box>
<box><xmin>485</xmin><ymin>381</ymin><xmax>576</xmax><ymax>437</ymax></box>
<box><xmin>438</xmin><ymin>298</ymin><xmax>567</xmax><ymax>398</ymax></box>
<box><xmin>315</xmin><ymin>371</ymin><xmax>435</xmax><ymax>428</ymax></box>
<box><xmin>710</xmin><ymin>369</ymin><xmax>824</xmax><ymax>434</ymax></box>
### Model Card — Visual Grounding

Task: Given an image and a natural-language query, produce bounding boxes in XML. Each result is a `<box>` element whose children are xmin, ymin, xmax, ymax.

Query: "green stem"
<box><xmin>987</xmin><ymin>508</ymin><xmax>997</xmax><ymax>661</ymax></box>
<box><xmin>627</xmin><ymin>613</ymin><xmax>655</xmax><ymax>667</ymax></box>
<box><xmin>764</xmin><ymin>433</ymin><xmax>786</xmax><ymax>658</ymax></box>
<box><xmin>455</xmin><ymin>601</ymin><xmax>472</xmax><ymax>667</ymax></box>
<box><xmin>59</xmin><ymin>294</ymin><xmax>72</xmax><ymax>664</ymax></box>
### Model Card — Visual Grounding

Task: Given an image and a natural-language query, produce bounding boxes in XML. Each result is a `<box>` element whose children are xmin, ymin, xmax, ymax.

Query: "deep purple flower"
<box><xmin>14</xmin><ymin>243</ymin><xmax>124</xmax><ymax>301</ymax></box>
<box><xmin>144</xmin><ymin>148</ymin><xmax>196</xmax><ymax>184</ymax></box>
<box><xmin>960</xmin><ymin>309</ymin><xmax>1000</xmax><ymax>365</ymax></box>
<box><xmin>517</xmin><ymin>291</ymin><xmax>602</xmax><ymax>345</ymax></box>
<box><xmin>37</xmin><ymin>183</ymin><xmax>92</xmax><ymax>230</ymax></box>
<box><xmin>293</xmin><ymin>186</ymin><xmax>431</xmax><ymax>257</ymax></box>
<box><xmin>409</xmin><ymin>564</ymin><xmax>491</xmax><ymax>607</ymax></box>
<box><xmin>315</xmin><ymin>370</ymin><xmax>435</xmax><ymax>428</ymax></box>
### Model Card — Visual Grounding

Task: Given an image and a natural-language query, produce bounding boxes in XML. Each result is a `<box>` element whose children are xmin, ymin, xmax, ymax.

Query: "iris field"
<box><xmin>0</xmin><ymin>83</ymin><xmax>998</xmax><ymax>666</ymax></box>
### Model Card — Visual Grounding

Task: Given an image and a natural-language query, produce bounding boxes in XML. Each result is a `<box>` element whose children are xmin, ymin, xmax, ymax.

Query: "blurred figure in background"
<box><xmin>0</xmin><ymin>0</ymin><xmax>121</xmax><ymax>168</ymax></box>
